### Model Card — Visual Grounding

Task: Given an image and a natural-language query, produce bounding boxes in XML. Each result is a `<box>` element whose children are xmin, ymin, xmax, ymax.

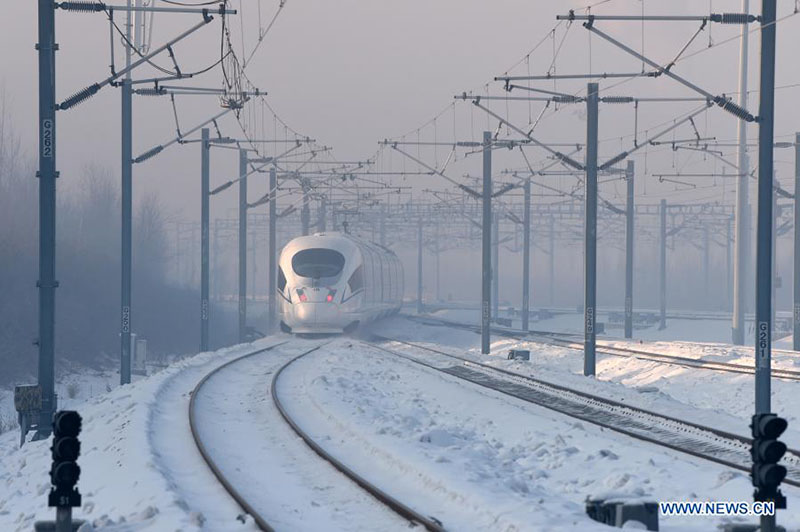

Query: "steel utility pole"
<box><xmin>755</xmin><ymin>2</ymin><xmax>777</xmax><ymax>530</ymax></box>
<box><xmin>268</xmin><ymin>166</ymin><xmax>277</xmax><ymax>333</ymax></box>
<box><xmin>379</xmin><ymin>204</ymin><xmax>385</xmax><ymax>246</ymax></box>
<box><xmin>200</xmin><ymin>128</ymin><xmax>210</xmax><ymax>351</ymax></box>
<box><xmin>794</xmin><ymin>132</ymin><xmax>800</xmax><ymax>351</ymax></box>
<box><xmin>248</xmin><ymin>229</ymin><xmax>254</xmax><ymax>300</ymax></box>
<box><xmin>119</xmin><ymin>1</ymin><xmax>134</xmax><ymax>385</ymax></box>
<box><xmin>704</xmin><ymin>226</ymin><xmax>711</xmax><ymax>300</ymax></box>
<box><xmin>238</xmin><ymin>149</ymin><xmax>247</xmax><ymax>343</ymax></box>
<box><xmin>584</xmin><ymin>82</ymin><xmax>599</xmax><ymax>377</ymax></box>
<box><xmin>481</xmin><ymin>131</ymin><xmax>492</xmax><ymax>354</ymax></box>
<box><xmin>733</xmin><ymin>0</ymin><xmax>751</xmax><ymax>346</ymax></box>
<box><xmin>659</xmin><ymin>199</ymin><xmax>667</xmax><ymax>330</ymax></box>
<box><xmin>301</xmin><ymin>185</ymin><xmax>310</xmax><ymax>236</ymax></box>
<box><xmin>492</xmin><ymin>212</ymin><xmax>500</xmax><ymax>317</ymax></box>
<box><xmin>250</xmin><ymin>231</ymin><xmax>257</xmax><ymax>304</ymax></box>
<box><xmin>35</xmin><ymin>0</ymin><xmax>57</xmax><ymax>438</ymax></box>
<box><xmin>417</xmin><ymin>220</ymin><xmax>423</xmax><ymax>313</ymax></box>
<box><xmin>522</xmin><ymin>178</ymin><xmax>531</xmax><ymax>331</ymax></box>
<box><xmin>624</xmin><ymin>160</ymin><xmax>635</xmax><ymax>339</ymax></box>
<box><xmin>772</xmin><ymin>189</ymin><xmax>778</xmax><ymax>328</ymax></box>
<box><xmin>549</xmin><ymin>215</ymin><xmax>555</xmax><ymax>306</ymax></box>
<box><xmin>727</xmin><ymin>215</ymin><xmax>733</xmax><ymax>311</ymax></box>
<box><xmin>435</xmin><ymin>223</ymin><xmax>441</xmax><ymax>302</ymax></box>
<box><xmin>320</xmin><ymin>197</ymin><xmax>327</xmax><ymax>233</ymax></box>
<box><xmin>212</xmin><ymin>223</ymin><xmax>219</xmax><ymax>301</ymax></box>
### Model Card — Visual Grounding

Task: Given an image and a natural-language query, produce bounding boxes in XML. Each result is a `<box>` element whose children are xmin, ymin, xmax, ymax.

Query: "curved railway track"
<box><xmin>272</xmin><ymin>349</ymin><xmax>447</xmax><ymax>532</ymax></box>
<box><xmin>407</xmin><ymin>314</ymin><xmax>800</xmax><ymax>381</ymax></box>
<box><xmin>367</xmin><ymin>334</ymin><xmax>800</xmax><ymax>489</ymax></box>
<box><xmin>188</xmin><ymin>341</ymin><xmax>289</xmax><ymax>532</ymax></box>
<box><xmin>189</xmin><ymin>339</ymin><xmax>445</xmax><ymax>532</ymax></box>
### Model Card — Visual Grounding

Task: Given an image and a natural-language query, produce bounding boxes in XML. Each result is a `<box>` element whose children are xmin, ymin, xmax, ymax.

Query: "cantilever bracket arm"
<box><xmin>390</xmin><ymin>145</ymin><xmax>482</xmax><ymax>199</ymax></box>
<box><xmin>599</xmin><ymin>103</ymin><xmax>712</xmax><ymax>170</ymax></box>
<box><xmin>272</xmin><ymin>152</ymin><xmax>317</xmax><ymax>177</ymax></box>
<box><xmin>211</xmin><ymin>143</ymin><xmax>304</xmax><ymax>197</ymax></box>
<box><xmin>558</xmin><ymin>10</ymin><xmax>759</xmax><ymax>23</ymax></box>
<box><xmin>133</xmin><ymin>106</ymin><xmax>235</xmax><ymax>163</ymax></box>
<box><xmin>505</xmin><ymin>84</ymin><xmax>579</xmax><ymax>100</ymax></box>
<box><xmin>517</xmin><ymin>145</ymin><xmax>585</xmax><ymax>180</ymax></box>
<box><xmin>582</xmin><ymin>22</ymin><xmax>756</xmax><ymax>122</ymax></box>
<box><xmin>471</xmin><ymin>101</ymin><xmax>585</xmax><ymax>171</ymax></box>
<box><xmin>491</xmin><ymin>183</ymin><xmax>517</xmax><ymax>198</ymax></box>
<box><xmin>59</xmin><ymin>15</ymin><xmax>216</xmax><ymax>110</ymax></box>
<box><xmin>600</xmin><ymin>196</ymin><xmax>625</xmax><ymax>215</ymax></box>
<box><xmin>57</xmin><ymin>2</ymin><xmax>236</xmax><ymax>16</ymax></box>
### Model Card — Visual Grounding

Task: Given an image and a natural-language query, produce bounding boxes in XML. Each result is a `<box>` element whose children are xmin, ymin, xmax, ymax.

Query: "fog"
<box><xmin>2</xmin><ymin>0</ymin><xmax>800</xmax><ymax>383</ymax></box>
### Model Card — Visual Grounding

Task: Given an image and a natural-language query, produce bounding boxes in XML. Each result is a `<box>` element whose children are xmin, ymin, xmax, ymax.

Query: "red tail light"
<box><xmin>296</xmin><ymin>289</ymin><xmax>308</xmax><ymax>302</ymax></box>
<box><xmin>326</xmin><ymin>289</ymin><xmax>337</xmax><ymax>303</ymax></box>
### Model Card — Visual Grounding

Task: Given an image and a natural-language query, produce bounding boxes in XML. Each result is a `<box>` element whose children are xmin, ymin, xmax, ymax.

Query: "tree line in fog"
<box><xmin>0</xmin><ymin>100</ymin><xmax>212</xmax><ymax>386</ymax></box>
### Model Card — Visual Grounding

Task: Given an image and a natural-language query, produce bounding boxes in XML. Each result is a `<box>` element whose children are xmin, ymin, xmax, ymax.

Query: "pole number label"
<box><xmin>121</xmin><ymin>305</ymin><xmax>130</xmax><ymax>333</ymax></box>
<box><xmin>42</xmin><ymin>119</ymin><xmax>53</xmax><ymax>158</ymax></box>
<box><xmin>201</xmin><ymin>299</ymin><xmax>209</xmax><ymax>321</ymax></box>
<box><xmin>757</xmin><ymin>321</ymin><xmax>769</xmax><ymax>367</ymax></box>
<box><xmin>586</xmin><ymin>306</ymin><xmax>595</xmax><ymax>334</ymax></box>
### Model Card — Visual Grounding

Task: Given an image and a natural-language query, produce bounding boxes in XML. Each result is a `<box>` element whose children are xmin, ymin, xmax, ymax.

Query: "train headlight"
<box><xmin>326</xmin><ymin>289</ymin><xmax>337</xmax><ymax>303</ymax></box>
<box><xmin>296</xmin><ymin>288</ymin><xmax>308</xmax><ymax>302</ymax></box>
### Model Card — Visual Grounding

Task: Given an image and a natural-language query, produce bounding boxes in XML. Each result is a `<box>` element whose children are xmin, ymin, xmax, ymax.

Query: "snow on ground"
<box><xmin>369</xmin><ymin>313</ymin><xmax>800</xmax><ymax>526</ymax></box>
<box><xmin>389</xmin><ymin>309</ymin><xmax>800</xmax><ymax>443</ymax></box>
<box><xmin>191</xmin><ymin>338</ymin><xmax>411</xmax><ymax>531</ymax></box>
<box><xmin>281</xmin><ymin>337</ymin><xmax>798</xmax><ymax>531</ymax></box>
<box><xmin>0</xmin><ymin>339</ymin><xmax>282</xmax><ymax>531</ymax></box>
<box><xmin>4</xmin><ymin>308</ymin><xmax>800</xmax><ymax>531</ymax></box>
<box><xmin>428</xmin><ymin>306</ymin><xmax>760</xmax><ymax>344</ymax></box>
<box><xmin>0</xmin><ymin>363</ymin><xmax>133</xmax><ymax>437</ymax></box>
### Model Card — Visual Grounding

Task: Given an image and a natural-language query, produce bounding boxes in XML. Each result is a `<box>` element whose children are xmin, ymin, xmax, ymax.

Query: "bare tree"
<box><xmin>135</xmin><ymin>191</ymin><xmax>167</xmax><ymax>276</ymax></box>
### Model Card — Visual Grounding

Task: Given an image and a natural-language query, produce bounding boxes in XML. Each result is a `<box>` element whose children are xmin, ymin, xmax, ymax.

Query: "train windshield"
<box><xmin>291</xmin><ymin>248</ymin><xmax>346</xmax><ymax>279</ymax></box>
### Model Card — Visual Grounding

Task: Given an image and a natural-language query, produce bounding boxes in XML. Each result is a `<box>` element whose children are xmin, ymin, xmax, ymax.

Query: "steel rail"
<box><xmin>408</xmin><ymin>314</ymin><xmax>800</xmax><ymax>381</ymax></box>
<box><xmin>365</xmin><ymin>336</ymin><xmax>800</xmax><ymax>488</ymax></box>
<box><xmin>271</xmin><ymin>348</ymin><xmax>447</xmax><ymax>532</ymax></box>
<box><xmin>188</xmin><ymin>340</ymin><xmax>290</xmax><ymax>532</ymax></box>
<box><xmin>548</xmin><ymin>334</ymin><xmax>800</xmax><ymax>380</ymax></box>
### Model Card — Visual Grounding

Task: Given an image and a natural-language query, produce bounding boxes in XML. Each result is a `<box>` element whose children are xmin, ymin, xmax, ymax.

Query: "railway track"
<box><xmin>272</xmin><ymin>349</ymin><xmax>447</xmax><ymax>532</ymax></box>
<box><xmin>188</xmin><ymin>341</ymin><xmax>289</xmax><ymax>532</ymax></box>
<box><xmin>407</xmin><ymin>314</ymin><xmax>800</xmax><ymax>381</ymax></box>
<box><xmin>366</xmin><ymin>334</ymin><xmax>800</xmax><ymax>488</ymax></box>
<box><xmin>189</xmin><ymin>339</ymin><xmax>445</xmax><ymax>532</ymax></box>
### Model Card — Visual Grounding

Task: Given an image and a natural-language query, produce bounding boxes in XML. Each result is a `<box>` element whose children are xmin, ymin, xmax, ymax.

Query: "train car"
<box><xmin>277</xmin><ymin>232</ymin><xmax>404</xmax><ymax>334</ymax></box>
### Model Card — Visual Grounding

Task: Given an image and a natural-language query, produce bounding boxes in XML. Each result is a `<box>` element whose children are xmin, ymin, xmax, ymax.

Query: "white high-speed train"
<box><xmin>277</xmin><ymin>232</ymin><xmax>404</xmax><ymax>334</ymax></box>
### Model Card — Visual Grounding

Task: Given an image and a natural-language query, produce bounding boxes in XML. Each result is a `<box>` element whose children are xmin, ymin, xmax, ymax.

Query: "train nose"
<box><xmin>314</xmin><ymin>303</ymin><xmax>339</xmax><ymax>325</ymax></box>
<box><xmin>293</xmin><ymin>303</ymin><xmax>314</xmax><ymax>322</ymax></box>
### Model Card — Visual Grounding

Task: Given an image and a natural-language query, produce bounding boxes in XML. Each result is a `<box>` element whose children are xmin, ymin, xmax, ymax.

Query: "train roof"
<box><xmin>281</xmin><ymin>232</ymin><xmax>398</xmax><ymax>258</ymax></box>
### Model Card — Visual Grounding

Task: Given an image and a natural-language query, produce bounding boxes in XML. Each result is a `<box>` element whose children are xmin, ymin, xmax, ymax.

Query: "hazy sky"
<box><xmin>2</xmin><ymin>0</ymin><xmax>800</xmax><ymax>220</ymax></box>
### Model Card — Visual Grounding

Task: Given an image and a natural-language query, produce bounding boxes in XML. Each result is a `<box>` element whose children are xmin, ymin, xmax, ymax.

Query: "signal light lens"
<box><xmin>761</xmin><ymin>415</ymin><xmax>788</xmax><ymax>439</ymax></box>
<box><xmin>51</xmin><ymin>462</ymin><xmax>81</xmax><ymax>486</ymax></box>
<box><xmin>49</xmin><ymin>409</ymin><xmax>83</xmax><ymax>509</ymax></box>
<box><xmin>53</xmin><ymin>411</ymin><xmax>82</xmax><ymax>438</ymax></box>
<box><xmin>754</xmin><ymin>440</ymin><xmax>787</xmax><ymax>463</ymax></box>
<box><xmin>753</xmin><ymin>463</ymin><xmax>787</xmax><ymax>487</ymax></box>
<box><xmin>53</xmin><ymin>437</ymin><xmax>81</xmax><ymax>462</ymax></box>
<box><xmin>750</xmin><ymin>412</ymin><xmax>789</xmax><ymax>509</ymax></box>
